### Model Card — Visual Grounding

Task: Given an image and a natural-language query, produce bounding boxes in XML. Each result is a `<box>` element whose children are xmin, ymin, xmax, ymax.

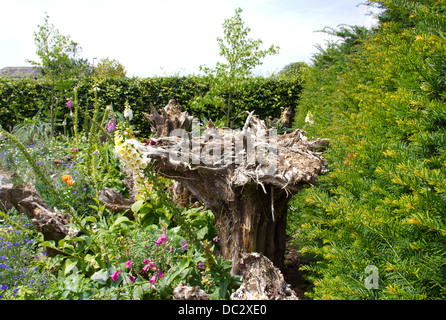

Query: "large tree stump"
<box><xmin>132</xmin><ymin>100</ymin><xmax>328</xmax><ymax>274</ymax></box>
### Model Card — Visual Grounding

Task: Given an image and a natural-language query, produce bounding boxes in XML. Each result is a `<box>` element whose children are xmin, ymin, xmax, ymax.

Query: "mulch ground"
<box><xmin>282</xmin><ymin>238</ymin><xmax>312</xmax><ymax>299</ymax></box>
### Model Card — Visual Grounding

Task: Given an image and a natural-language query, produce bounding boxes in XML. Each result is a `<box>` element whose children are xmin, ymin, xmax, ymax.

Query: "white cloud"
<box><xmin>0</xmin><ymin>0</ymin><xmax>378</xmax><ymax>77</ymax></box>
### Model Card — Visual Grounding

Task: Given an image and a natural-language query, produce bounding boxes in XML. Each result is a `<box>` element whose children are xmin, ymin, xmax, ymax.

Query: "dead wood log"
<box><xmin>127</xmin><ymin>100</ymin><xmax>328</xmax><ymax>275</ymax></box>
<box><xmin>98</xmin><ymin>187</ymin><xmax>134</xmax><ymax>218</ymax></box>
<box><xmin>0</xmin><ymin>183</ymin><xmax>78</xmax><ymax>256</ymax></box>
<box><xmin>173</xmin><ymin>281</ymin><xmax>210</xmax><ymax>300</ymax></box>
<box><xmin>230</xmin><ymin>252</ymin><xmax>299</xmax><ymax>300</ymax></box>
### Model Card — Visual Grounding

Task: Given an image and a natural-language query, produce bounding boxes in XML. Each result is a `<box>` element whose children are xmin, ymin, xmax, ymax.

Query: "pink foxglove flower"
<box><xmin>107</xmin><ymin>117</ymin><xmax>116</xmax><ymax>132</ymax></box>
<box><xmin>182</xmin><ymin>241</ymin><xmax>187</xmax><ymax>250</ymax></box>
<box><xmin>129</xmin><ymin>275</ymin><xmax>135</xmax><ymax>283</ymax></box>
<box><xmin>158</xmin><ymin>270</ymin><xmax>165</xmax><ymax>280</ymax></box>
<box><xmin>110</xmin><ymin>271</ymin><xmax>121</xmax><ymax>282</ymax></box>
<box><xmin>143</xmin><ymin>264</ymin><xmax>150</xmax><ymax>272</ymax></box>
<box><xmin>149</xmin><ymin>274</ymin><xmax>157</xmax><ymax>285</ymax></box>
<box><xmin>155</xmin><ymin>232</ymin><xmax>167</xmax><ymax>246</ymax></box>
<box><xmin>213</xmin><ymin>237</ymin><xmax>219</xmax><ymax>242</ymax></box>
<box><xmin>66</xmin><ymin>101</ymin><xmax>72</xmax><ymax>108</ymax></box>
<box><xmin>125</xmin><ymin>260</ymin><xmax>132</xmax><ymax>268</ymax></box>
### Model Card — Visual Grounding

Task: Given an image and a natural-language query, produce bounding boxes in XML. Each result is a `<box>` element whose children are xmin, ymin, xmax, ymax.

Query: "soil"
<box><xmin>282</xmin><ymin>236</ymin><xmax>312</xmax><ymax>299</ymax></box>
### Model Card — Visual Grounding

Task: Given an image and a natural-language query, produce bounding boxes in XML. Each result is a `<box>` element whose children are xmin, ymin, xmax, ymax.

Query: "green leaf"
<box><xmin>131</xmin><ymin>200</ymin><xmax>144</xmax><ymax>213</ymax></box>
<box><xmin>84</xmin><ymin>216</ymin><xmax>97</xmax><ymax>223</ymax></box>
<box><xmin>196</xmin><ymin>226</ymin><xmax>208</xmax><ymax>240</ymax></box>
<box><xmin>91</xmin><ymin>269</ymin><xmax>109</xmax><ymax>285</ymax></box>
<box><xmin>64</xmin><ymin>258</ymin><xmax>78</xmax><ymax>276</ymax></box>
<box><xmin>84</xmin><ymin>254</ymin><xmax>100</xmax><ymax>269</ymax></box>
<box><xmin>112</xmin><ymin>216</ymin><xmax>131</xmax><ymax>226</ymax></box>
<box><xmin>39</xmin><ymin>240</ymin><xmax>57</xmax><ymax>250</ymax></box>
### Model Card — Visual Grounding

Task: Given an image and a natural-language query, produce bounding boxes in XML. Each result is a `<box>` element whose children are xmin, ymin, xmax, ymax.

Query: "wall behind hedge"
<box><xmin>0</xmin><ymin>76</ymin><xmax>301</xmax><ymax>136</ymax></box>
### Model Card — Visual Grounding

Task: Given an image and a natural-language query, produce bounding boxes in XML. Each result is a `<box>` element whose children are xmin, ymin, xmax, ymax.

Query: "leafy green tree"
<box><xmin>94</xmin><ymin>58</ymin><xmax>127</xmax><ymax>78</ymax></box>
<box><xmin>27</xmin><ymin>13</ymin><xmax>89</xmax><ymax>138</ymax></box>
<box><xmin>195</xmin><ymin>8</ymin><xmax>279</xmax><ymax>128</ymax></box>
<box><xmin>27</xmin><ymin>13</ymin><xmax>89</xmax><ymax>79</ymax></box>
<box><xmin>275</xmin><ymin>61</ymin><xmax>308</xmax><ymax>82</ymax></box>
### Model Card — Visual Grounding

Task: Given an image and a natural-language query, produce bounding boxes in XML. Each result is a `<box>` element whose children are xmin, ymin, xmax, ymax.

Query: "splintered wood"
<box><xmin>139</xmin><ymin>100</ymin><xmax>328</xmax><ymax>274</ymax></box>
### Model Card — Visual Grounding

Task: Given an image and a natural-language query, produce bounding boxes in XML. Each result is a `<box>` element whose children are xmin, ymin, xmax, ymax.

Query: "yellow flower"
<box><xmin>115</xmin><ymin>138</ymin><xmax>149</xmax><ymax>172</ymax></box>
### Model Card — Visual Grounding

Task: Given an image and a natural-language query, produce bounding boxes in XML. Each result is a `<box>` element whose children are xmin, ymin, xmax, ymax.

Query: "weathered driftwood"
<box><xmin>98</xmin><ymin>187</ymin><xmax>134</xmax><ymax>218</ymax></box>
<box><xmin>0</xmin><ymin>182</ymin><xmax>78</xmax><ymax>256</ymax></box>
<box><xmin>173</xmin><ymin>281</ymin><xmax>210</xmax><ymax>300</ymax></box>
<box><xmin>137</xmin><ymin>100</ymin><xmax>328</xmax><ymax>274</ymax></box>
<box><xmin>230</xmin><ymin>252</ymin><xmax>299</xmax><ymax>300</ymax></box>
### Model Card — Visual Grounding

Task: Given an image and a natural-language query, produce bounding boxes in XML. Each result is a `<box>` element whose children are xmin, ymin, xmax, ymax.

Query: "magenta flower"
<box><xmin>110</xmin><ymin>271</ymin><xmax>121</xmax><ymax>282</ymax></box>
<box><xmin>182</xmin><ymin>241</ymin><xmax>187</xmax><ymax>250</ymax></box>
<box><xmin>155</xmin><ymin>232</ymin><xmax>167</xmax><ymax>246</ymax></box>
<box><xmin>149</xmin><ymin>274</ymin><xmax>157</xmax><ymax>285</ymax></box>
<box><xmin>66</xmin><ymin>101</ymin><xmax>72</xmax><ymax>108</ymax></box>
<box><xmin>150</xmin><ymin>140</ymin><xmax>156</xmax><ymax>146</ymax></box>
<box><xmin>213</xmin><ymin>237</ymin><xmax>219</xmax><ymax>242</ymax></box>
<box><xmin>143</xmin><ymin>264</ymin><xmax>150</xmax><ymax>272</ymax></box>
<box><xmin>125</xmin><ymin>260</ymin><xmax>132</xmax><ymax>269</ymax></box>
<box><xmin>107</xmin><ymin>117</ymin><xmax>116</xmax><ymax>132</ymax></box>
<box><xmin>198</xmin><ymin>262</ymin><xmax>204</xmax><ymax>269</ymax></box>
<box><xmin>158</xmin><ymin>270</ymin><xmax>165</xmax><ymax>280</ymax></box>
<box><xmin>129</xmin><ymin>275</ymin><xmax>135</xmax><ymax>283</ymax></box>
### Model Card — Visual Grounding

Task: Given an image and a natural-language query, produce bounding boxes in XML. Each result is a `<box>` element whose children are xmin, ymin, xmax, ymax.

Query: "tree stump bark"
<box><xmin>230</xmin><ymin>252</ymin><xmax>299</xmax><ymax>300</ymax></box>
<box><xmin>0</xmin><ymin>183</ymin><xmax>78</xmax><ymax>257</ymax></box>
<box><xmin>131</xmin><ymin>100</ymin><xmax>328</xmax><ymax>274</ymax></box>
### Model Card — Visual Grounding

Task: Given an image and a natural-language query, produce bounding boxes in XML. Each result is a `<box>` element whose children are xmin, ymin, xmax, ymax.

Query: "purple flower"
<box><xmin>149</xmin><ymin>274</ymin><xmax>157</xmax><ymax>285</ymax></box>
<box><xmin>66</xmin><ymin>101</ymin><xmax>72</xmax><ymax>108</ymax></box>
<box><xmin>125</xmin><ymin>260</ymin><xmax>132</xmax><ymax>269</ymax></box>
<box><xmin>129</xmin><ymin>275</ymin><xmax>135</xmax><ymax>283</ymax></box>
<box><xmin>110</xmin><ymin>271</ymin><xmax>121</xmax><ymax>282</ymax></box>
<box><xmin>213</xmin><ymin>237</ymin><xmax>218</xmax><ymax>243</ymax></box>
<box><xmin>198</xmin><ymin>262</ymin><xmax>204</xmax><ymax>269</ymax></box>
<box><xmin>182</xmin><ymin>241</ymin><xmax>187</xmax><ymax>250</ymax></box>
<box><xmin>107</xmin><ymin>117</ymin><xmax>117</xmax><ymax>132</ymax></box>
<box><xmin>155</xmin><ymin>232</ymin><xmax>167</xmax><ymax>246</ymax></box>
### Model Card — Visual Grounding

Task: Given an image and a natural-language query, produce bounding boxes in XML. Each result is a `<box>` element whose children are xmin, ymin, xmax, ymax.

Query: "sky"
<box><xmin>0</xmin><ymin>0</ymin><xmax>379</xmax><ymax>78</ymax></box>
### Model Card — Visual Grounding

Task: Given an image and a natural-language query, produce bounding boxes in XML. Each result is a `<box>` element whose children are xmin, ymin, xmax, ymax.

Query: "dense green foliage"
<box><xmin>0</xmin><ymin>95</ymin><xmax>239</xmax><ymax>299</ymax></box>
<box><xmin>0</xmin><ymin>76</ymin><xmax>300</xmax><ymax>135</ymax></box>
<box><xmin>3</xmin><ymin>0</ymin><xmax>445</xmax><ymax>300</ymax></box>
<box><xmin>289</xmin><ymin>0</ymin><xmax>446</xmax><ymax>299</ymax></box>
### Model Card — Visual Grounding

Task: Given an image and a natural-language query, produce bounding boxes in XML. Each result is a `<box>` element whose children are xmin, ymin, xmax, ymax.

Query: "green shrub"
<box><xmin>290</xmin><ymin>0</ymin><xmax>446</xmax><ymax>300</ymax></box>
<box><xmin>0</xmin><ymin>76</ymin><xmax>301</xmax><ymax>136</ymax></box>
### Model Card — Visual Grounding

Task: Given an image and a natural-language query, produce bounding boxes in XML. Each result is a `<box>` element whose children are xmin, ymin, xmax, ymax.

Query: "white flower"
<box><xmin>124</xmin><ymin>103</ymin><xmax>133</xmax><ymax>121</ymax></box>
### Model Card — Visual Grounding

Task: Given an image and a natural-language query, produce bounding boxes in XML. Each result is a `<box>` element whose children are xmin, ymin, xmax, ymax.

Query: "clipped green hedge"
<box><xmin>289</xmin><ymin>0</ymin><xmax>446</xmax><ymax>300</ymax></box>
<box><xmin>0</xmin><ymin>76</ymin><xmax>301</xmax><ymax>136</ymax></box>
